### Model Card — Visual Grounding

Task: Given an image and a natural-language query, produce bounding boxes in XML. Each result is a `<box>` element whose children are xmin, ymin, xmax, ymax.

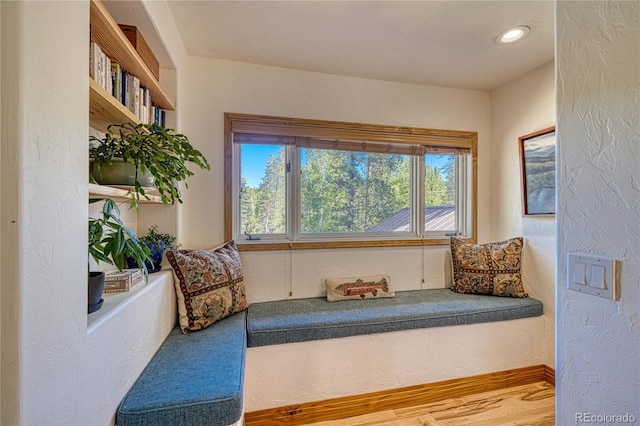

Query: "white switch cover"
<box><xmin>568</xmin><ymin>253</ymin><xmax>618</xmax><ymax>300</ymax></box>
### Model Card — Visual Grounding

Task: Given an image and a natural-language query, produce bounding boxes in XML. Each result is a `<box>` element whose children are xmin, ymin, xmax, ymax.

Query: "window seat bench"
<box><xmin>246</xmin><ymin>288</ymin><xmax>543</xmax><ymax>347</ymax></box>
<box><xmin>117</xmin><ymin>289</ymin><xmax>542</xmax><ymax>425</ymax></box>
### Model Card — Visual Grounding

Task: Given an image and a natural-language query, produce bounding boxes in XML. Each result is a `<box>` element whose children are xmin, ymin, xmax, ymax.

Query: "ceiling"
<box><xmin>166</xmin><ymin>0</ymin><xmax>555</xmax><ymax>91</ymax></box>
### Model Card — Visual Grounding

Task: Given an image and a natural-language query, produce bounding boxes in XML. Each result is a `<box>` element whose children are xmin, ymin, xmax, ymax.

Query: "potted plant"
<box><xmin>127</xmin><ymin>225</ymin><xmax>180</xmax><ymax>273</ymax></box>
<box><xmin>89</xmin><ymin>123</ymin><xmax>210</xmax><ymax>207</ymax></box>
<box><xmin>88</xmin><ymin>198</ymin><xmax>152</xmax><ymax>313</ymax></box>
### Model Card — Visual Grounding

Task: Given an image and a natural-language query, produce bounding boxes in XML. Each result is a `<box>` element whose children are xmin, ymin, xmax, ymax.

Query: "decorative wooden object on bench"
<box><xmin>246</xmin><ymin>288</ymin><xmax>543</xmax><ymax>347</ymax></box>
<box><xmin>116</xmin><ymin>312</ymin><xmax>247</xmax><ymax>426</ymax></box>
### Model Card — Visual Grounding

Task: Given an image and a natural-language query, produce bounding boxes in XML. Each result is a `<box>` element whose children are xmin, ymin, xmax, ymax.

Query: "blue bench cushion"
<box><xmin>117</xmin><ymin>311</ymin><xmax>247</xmax><ymax>426</ymax></box>
<box><xmin>246</xmin><ymin>289</ymin><xmax>543</xmax><ymax>347</ymax></box>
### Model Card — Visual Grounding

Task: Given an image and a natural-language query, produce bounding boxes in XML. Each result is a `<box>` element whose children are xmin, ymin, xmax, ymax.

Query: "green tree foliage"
<box><xmin>301</xmin><ymin>149</ymin><xmax>411</xmax><ymax>232</ymax></box>
<box><xmin>241</xmin><ymin>147</ymin><xmax>452</xmax><ymax>234</ymax></box>
<box><xmin>425</xmin><ymin>164</ymin><xmax>448</xmax><ymax>206</ymax></box>
<box><xmin>240</xmin><ymin>177</ymin><xmax>260</xmax><ymax>234</ymax></box>
<box><xmin>442</xmin><ymin>156</ymin><xmax>456</xmax><ymax>206</ymax></box>
<box><xmin>257</xmin><ymin>150</ymin><xmax>286</xmax><ymax>233</ymax></box>
<box><xmin>241</xmin><ymin>149</ymin><xmax>286</xmax><ymax>234</ymax></box>
<box><xmin>426</xmin><ymin>155</ymin><xmax>455</xmax><ymax>206</ymax></box>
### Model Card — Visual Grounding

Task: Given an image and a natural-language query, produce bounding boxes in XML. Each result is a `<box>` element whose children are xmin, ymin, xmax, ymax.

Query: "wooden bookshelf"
<box><xmin>88</xmin><ymin>0</ymin><xmax>175</xmax><ymax>132</ymax></box>
<box><xmin>89</xmin><ymin>79</ymin><xmax>142</xmax><ymax>133</ymax></box>
<box><xmin>88</xmin><ymin>0</ymin><xmax>175</xmax><ymax>204</ymax></box>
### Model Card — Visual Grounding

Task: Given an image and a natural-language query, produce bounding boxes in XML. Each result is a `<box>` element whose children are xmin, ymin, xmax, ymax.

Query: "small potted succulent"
<box><xmin>88</xmin><ymin>198</ymin><xmax>152</xmax><ymax>313</ymax></box>
<box><xmin>89</xmin><ymin>123</ymin><xmax>210</xmax><ymax>208</ymax></box>
<box><xmin>127</xmin><ymin>225</ymin><xmax>180</xmax><ymax>273</ymax></box>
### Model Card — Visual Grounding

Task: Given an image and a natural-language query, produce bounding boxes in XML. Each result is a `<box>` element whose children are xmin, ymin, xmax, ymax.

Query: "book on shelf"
<box><xmin>105</xmin><ymin>56</ymin><xmax>112</xmax><ymax>96</ymax></box>
<box><xmin>90</xmin><ymin>41</ymin><xmax>113</xmax><ymax>95</ymax></box>
<box><xmin>126</xmin><ymin>73</ymin><xmax>134</xmax><ymax>114</ymax></box>
<box><xmin>90</xmin><ymin>41</ymin><xmax>105</xmax><ymax>90</ymax></box>
<box><xmin>151</xmin><ymin>107</ymin><xmax>166</xmax><ymax>127</ymax></box>
<box><xmin>121</xmin><ymin>70</ymin><xmax>128</xmax><ymax>108</ymax></box>
<box><xmin>103</xmin><ymin>268</ymin><xmax>145</xmax><ymax>293</ymax></box>
<box><xmin>133</xmin><ymin>76</ymin><xmax>140</xmax><ymax>118</ymax></box>
<box><xmin>89</xmin><ymin>40</ymin><xmax>168</xmax><ymax>126</ymax></box>
<box><xmin>111</xmin><ymin>62</ymin><xmax>122</xmax><ymax>102</ymax></box>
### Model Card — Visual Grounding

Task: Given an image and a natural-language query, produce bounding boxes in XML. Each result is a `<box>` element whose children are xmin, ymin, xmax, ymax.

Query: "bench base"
<box><xmin>244</xmin><ymin>315</ymin><xmax>544</xmax><ymax>411</ymax></box>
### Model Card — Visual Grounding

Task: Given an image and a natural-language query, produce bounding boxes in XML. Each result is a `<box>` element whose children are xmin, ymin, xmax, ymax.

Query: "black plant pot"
<box><xmin>88</xmin><ymin>271</ymin><xmax>105</xmax><ymax>313</ymax></box>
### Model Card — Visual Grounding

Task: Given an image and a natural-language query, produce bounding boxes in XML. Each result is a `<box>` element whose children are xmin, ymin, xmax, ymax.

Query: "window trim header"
<box><xmin>228</xmin><ymin>113</ymin><xmax>477</xmax><ymax>149</ymax></box>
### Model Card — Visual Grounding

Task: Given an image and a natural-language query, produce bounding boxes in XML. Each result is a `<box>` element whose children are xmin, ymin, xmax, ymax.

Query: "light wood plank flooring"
<box><xmin>299</xmin><ymin>382</ymin><xmax>555</xmax><ymax>426</ymax></box>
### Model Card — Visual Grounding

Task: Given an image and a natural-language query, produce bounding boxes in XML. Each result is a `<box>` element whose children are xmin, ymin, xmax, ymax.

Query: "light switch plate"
<box><xmin>567</xmin><ymin>253</ymin><xmax>618</xmax><ymax>300</ymax></box>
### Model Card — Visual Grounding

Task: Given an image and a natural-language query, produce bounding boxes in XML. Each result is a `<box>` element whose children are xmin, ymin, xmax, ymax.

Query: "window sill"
<box><xmin>236</xmin><ymin>238</ymin><xmax>469</xmax><ymax>251</ymax></box>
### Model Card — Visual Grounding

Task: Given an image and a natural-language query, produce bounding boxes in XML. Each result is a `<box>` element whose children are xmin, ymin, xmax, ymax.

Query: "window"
<box><xmin>300</xmin><ymin>148</ymin><xmax>411</xmax><ymax>235</ymax></box>
<box><xmin>225</xmin><ymin>113</ymin><xmax>477</xmax><ymax>250</ymax></box>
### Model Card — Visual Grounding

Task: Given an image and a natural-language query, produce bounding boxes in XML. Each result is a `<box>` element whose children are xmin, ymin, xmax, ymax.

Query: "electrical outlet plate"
<box><xmin>567</xmin><ymin>253</ymin><xmax>618</xmax><ymax>300</ymax></box>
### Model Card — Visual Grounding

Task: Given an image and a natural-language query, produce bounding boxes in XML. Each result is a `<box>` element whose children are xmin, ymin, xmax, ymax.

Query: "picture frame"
<box><xmin>519</xmin><ymin>126</ymin><xmax>556</xmax><ymax>216</ymax></box>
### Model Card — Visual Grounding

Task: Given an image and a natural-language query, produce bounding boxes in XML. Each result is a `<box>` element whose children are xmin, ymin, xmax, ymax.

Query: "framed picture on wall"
<box><xmin>519</xmin><ymin>126</ymin><xmax>556</xmax><ymax>216</ymax></box>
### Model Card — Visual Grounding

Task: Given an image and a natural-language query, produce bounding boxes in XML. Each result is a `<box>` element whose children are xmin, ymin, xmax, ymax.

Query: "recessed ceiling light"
<box><xmin>496</xmin><ymin>26</ymin><xmax>530</xmax><ymax>44</ymax></box>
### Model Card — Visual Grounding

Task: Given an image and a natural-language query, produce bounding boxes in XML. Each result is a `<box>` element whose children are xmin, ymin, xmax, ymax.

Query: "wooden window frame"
<box><xmin>224</xmin><ymin>113</ymin><xmax>478</xmax><ymax>251</ymax></box>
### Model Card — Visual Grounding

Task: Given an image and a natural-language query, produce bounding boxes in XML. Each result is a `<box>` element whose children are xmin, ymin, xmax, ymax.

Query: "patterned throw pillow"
<box><xmin>450</xmin><ymin>237</ymin><xmax>528</xmax><ymax>298</ymax></box>
<box><xmin>166</xmin><ymin>241</ymin><xmax>248</xmax><ymax>333</ymax></box>
<box><xmin>326</xmin><ymin>274</ymin><xmax>394</xmax><ymax>302</ymax></box>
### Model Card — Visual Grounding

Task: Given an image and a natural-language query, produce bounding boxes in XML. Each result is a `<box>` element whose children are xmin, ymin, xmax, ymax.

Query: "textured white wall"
<box><xmin>0</xmin><ymin>1</ymin><xmax>186</xmax><ymax>425</ymax></box>
<box><xmin>0</xmin><ymin>0</ymin><xmax>4</xmax><ymax>419</ymax></box>
<box><xmin>180</xmin><ymin>57</ymin><xmax>492</xmax><ymax>301</ymax></box>
<box><xmin>241</xmin><ymin>246</ymin><xmax>453</xmax><ymax>302</ymax></box>
<box><xmin>556</xmin><ymin>1</ymin><xmax>640</xmax><ymax>424</ymax></box>
<box><xmin>1</xmin><ymin>3</ymin><xmax>22</xmax><ymax>422</ymax></box>
<box><xmin>490</xmin><ymin>62</ymin><xmax>556</xmax><ymax>368</ymax></box>
<box><xmin>1</xmin><ymin>2</ymin><xmax>90</xmax><ymax>424</ymax></box>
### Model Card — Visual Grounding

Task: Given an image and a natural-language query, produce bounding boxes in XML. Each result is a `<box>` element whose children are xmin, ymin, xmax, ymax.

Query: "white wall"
<box><xmin>556</xmin><ymin>1</ymin><xmax>640</xmax><ymax>424</ymax></box>
<box><xmin>180</xmin><ymin>57</ymin><xmax>492</xmax><ymax>301</ymax></box>
<box><xmin>0</xmin><ymin>1</ymin><xmax>3</xmax><ymax>420</ymax></box>
<box><xmin>1</xmin><ymin>2</ymin><xmax>20</xmax><ymax>422</ymax></box>
<box><xmin>1</xmin><ymin>2</ymin><xmax>89</xmax><ymax>423</ymax></box>
<box><xmin>0</xmin><ymin>1</ymin><xmax>187</xmax><ymax>425</ymax></box>
<box><xmin>490</xmin><ymin>62</ymin><xmax>556</xmax><ymax>368</ymax></box>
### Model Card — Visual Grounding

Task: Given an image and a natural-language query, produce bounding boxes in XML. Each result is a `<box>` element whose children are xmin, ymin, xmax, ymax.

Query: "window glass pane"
<box><xmin>424</xmin><ymin>154</ymin><xmax>456</xmax><ymax>231</ymax></box>
<box><xmin>240</xmin><ymin>144</ymin><xmax>286</xmax><ymax>235</ymax></box>
<box><xmin>300</xmin><ymin>148</ymin><xmax>411</xmax><ymax>234</ymax></box>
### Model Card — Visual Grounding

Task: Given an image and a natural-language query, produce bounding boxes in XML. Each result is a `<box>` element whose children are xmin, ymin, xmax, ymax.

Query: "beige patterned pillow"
<box><xmin>326</xmin><ymin>274</ymin><xmax>394</xmax><ymax>302</ymax></box>
<box><xmin>450</xmin><ymin>237</ymin><xmax>528</xmax><ymax>298</ymax></box>
<box><xmin>166</xmin><ymin>241</ymin><xmax>248</xmax><ymax>333</ymax></box>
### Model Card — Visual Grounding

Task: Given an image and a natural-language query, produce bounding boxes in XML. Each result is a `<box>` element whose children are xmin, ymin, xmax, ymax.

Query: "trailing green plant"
<box><xmin>140</xmin><ymin>225</ymin><xmax>180</xmax><ymax>250</ymax></box>
<box><xmin>89</xmin><ymin>123</ymin><xmax>210</xmax><ymax>207</ymax></box>
<box><xmin>88</xmin><ymin>198</ymin><xmax>152</xmax><ymax>278</ymax></box>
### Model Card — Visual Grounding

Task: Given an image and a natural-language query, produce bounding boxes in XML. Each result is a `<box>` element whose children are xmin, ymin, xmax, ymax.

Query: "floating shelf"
<box><xmin>89</xmin><ymin>79</ymin><xmax>142</xmax><ymax>133</ymax></box>
<box><xmin>89</xmin><ymin>183</ymin><xmax>163</xmax><ymax>204</ymax></box>
<box><xmin>90</xmin><ymin>0</ymin><xmax>175</xmax><ymax>111</ymax></box>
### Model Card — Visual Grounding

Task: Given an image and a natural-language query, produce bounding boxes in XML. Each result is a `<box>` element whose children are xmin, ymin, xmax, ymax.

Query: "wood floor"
<box><xmin>298</xmin><ymin>382</ymin><xmax>555</xmax><ymax>426</ymax></box>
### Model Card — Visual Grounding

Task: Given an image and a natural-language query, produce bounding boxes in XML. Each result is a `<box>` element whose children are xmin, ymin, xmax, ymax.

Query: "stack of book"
<box><xmin>89</xmin><ymin>41</ymin><xmax>166</xmax><ymax>127</ymax></box>
<box><xmin>103</xmin><ymin>269</ymin><xmax>145</xmax><ymax>293</ymax></box>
